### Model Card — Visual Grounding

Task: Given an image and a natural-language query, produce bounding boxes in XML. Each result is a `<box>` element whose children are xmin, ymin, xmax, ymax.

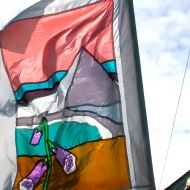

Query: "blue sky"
<box><xmin>0</xmin><ymin>0</ymin><xmax>190</xmax><ymax>189</ymax></box>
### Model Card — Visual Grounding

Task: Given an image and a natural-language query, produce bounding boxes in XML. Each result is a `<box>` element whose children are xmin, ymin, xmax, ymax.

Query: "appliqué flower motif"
<box><xmin>20</xmin><ymin>117</ymin><xmax>77</xmax><ymax>189</ymax></box>
<box><xmin>19</xmin><ymin>161</ymin><xmax>47</xmax><ymax>190</ymax></box>
<box><xmin>55</xmin><ymin>147</ymin><xmax>76</xmax><ymax>174</ymax></box>
<box><xmin>30</xmin><ymin>129</ymin><xmax>42</xmax><ymax>145</ymax></box>
<box><xmin>64</xmin><ymin>154</ymin><xmax>76</xmax><ymax>174</ymax></box>
<box><xmin>19</xmin><ymin>178</ymin><xmax>33</xmax><ymax>190</ymax></box>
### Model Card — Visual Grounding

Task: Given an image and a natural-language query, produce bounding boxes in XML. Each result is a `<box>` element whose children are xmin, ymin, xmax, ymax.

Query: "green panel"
<box><xmin>16</xmin><ymin>121</ymin><xmax>102</xmax><ymax>156</ymax></box>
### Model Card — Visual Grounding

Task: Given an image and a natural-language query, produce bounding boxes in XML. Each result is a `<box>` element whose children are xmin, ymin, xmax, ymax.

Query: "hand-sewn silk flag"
<box><xmin>0</xmin><ymin>0</ymin><xmax>155</xmax><ymax>189</ymax></box>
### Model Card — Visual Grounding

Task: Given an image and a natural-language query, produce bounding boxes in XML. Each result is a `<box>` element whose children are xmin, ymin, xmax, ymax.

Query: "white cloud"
<box><xmin>134</xmin><ymin>0</ymin><xmax>190</xmax><ymax>189</ymax></box>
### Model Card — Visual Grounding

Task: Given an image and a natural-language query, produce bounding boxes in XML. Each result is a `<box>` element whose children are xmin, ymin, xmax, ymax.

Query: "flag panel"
<box><xmin>1</xmin><ymin>0</ymin><xmax>114</xmax><ymax>94</ymax></box>
<box><xmin>113</xmin><ymin>0</ymin><xmax>155</xmax><ymax>188</ymax></box>
<box><xmin>14</xmin><ymin>137</ymin><xmax>131</xmax><ymax>190</ymax></box>
<box><xmin>0</xmin><ymin>0</ymin><xmax>155</xmax><ymax>189</ymax></box>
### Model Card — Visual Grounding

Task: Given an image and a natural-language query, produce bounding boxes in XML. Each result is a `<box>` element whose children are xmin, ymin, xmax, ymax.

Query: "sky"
<box><xmin>0</xmin><ymin>0</ymin><xmax>190</xmax><ymax>189</ymax></box>
<box><xmin>133</xmin><ymin>0</ymin><xmax>190</xmax><ymax>189</ymax></box>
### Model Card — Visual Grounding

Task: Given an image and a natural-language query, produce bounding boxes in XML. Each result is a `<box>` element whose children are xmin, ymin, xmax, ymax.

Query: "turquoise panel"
<box><xmin>16</xmin><ymin>121</ymin><xmax>102</xmax><ymax>156</ymax></box>
<box><xmin>15</xmin><ymin>71</ymin><xmax>67</xmax><ymax>101</ymax></box>
<box><xmin>102</xmin><ymin>60</ymin><xmax>117</xmax><ymax>73</ymax></box>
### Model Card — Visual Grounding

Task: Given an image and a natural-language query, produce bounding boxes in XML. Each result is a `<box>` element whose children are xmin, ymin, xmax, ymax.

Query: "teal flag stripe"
<box><xmin>15</xmin><ymin>71</ymin><xmax>68</xmax><ymax>101</ymax></box>
<box><xmin>14</xmin><ymin>60</ymin><xmax>116</xmax><ymax>101</ymax></box>
<box><xmin>101</xmin><ymin>60</ymin><xmax>117</xmax><ymax>73</ymax></box>
<box><xmin>16</xmin><ymin>121</ymin><xmax>102</xmax><ymax>156</ymax></box>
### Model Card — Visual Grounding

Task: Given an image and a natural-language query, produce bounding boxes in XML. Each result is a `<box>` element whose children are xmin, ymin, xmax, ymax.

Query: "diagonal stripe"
<box><xmin>15</xmin><ymin>71</ymin><xmax>67</xmax><ymax>101</ymax></box>
<box><xmin>16</xmin><ymin>52</ymin><xmax>79</xmax><ymax>115</ymax></box>
<box><xmin>12</xmin><ymin>0</ymin><xmax>101</xmax><ymax>22</ymax></box>
<box><xmin>18</xmin><ymin>84</ymin><xmax>59</xmax><ymax>105</ymax></box>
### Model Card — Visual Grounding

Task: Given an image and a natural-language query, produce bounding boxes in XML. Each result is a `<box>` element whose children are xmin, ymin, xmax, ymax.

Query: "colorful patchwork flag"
<box><xmin>0</xmin><ymin>0</ymin><xmax>155</xmax><ymax>189</ymax></box>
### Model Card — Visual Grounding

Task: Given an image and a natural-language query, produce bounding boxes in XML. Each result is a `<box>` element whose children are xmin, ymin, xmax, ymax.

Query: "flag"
<box><xmin>0</xmin><ymin>0</ymin><xmax>155</xmax><ymax>189</ymax></box>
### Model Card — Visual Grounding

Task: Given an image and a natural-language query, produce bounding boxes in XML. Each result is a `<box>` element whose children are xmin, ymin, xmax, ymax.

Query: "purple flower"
<box><xmin>64</xmin><ymin>154</ymin><xmax>76</xmax><ymax>174</ymax></box>
<box><xmin>30</xmin><ymin>129</ymin><xmax>42</xmax><ymax>145</ymax></box>
<box><xmin>19</xmin><ymin>161</ymin><xmax>47</xmax><ymax>190</ymax></box>
<box><xmin>19</xmin><ymin>178</ymin><xmax>33</xmax><ymax>190</ymax></box>
<box><xmin>55</xmin><ymin>147</ymin><xmax>76</xmax><ymax>174</ymax></box>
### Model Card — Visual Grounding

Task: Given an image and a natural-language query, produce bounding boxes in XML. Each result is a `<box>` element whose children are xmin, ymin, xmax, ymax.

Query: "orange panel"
<box><xmin>14</xmin><ymin>137</ymin><xmax>131</xmax><ymax>190</ymax></box>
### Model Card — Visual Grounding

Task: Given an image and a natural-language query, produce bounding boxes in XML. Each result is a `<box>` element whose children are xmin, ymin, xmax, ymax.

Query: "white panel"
<box><xmin>12</xmin><ymin>0</ymin><xmax>100</xmax><ymax>22</ymax></box>
<box><xmin>0</xmin><ymin>50</ymin><xmax>17</xmax><ymax>189</ymax></box>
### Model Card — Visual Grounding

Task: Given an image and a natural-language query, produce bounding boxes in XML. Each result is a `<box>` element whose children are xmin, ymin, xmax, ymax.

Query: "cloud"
<box><xmin>133</xmin><ymin>0</ymin><xmax>190</xmax><ymax>189</ymax></box>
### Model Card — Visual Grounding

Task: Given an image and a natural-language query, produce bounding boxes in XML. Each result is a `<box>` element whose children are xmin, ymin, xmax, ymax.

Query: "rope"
<box><xmin>158</xmin><ymin>49</ymin><xmax>190</xmax><ymax>190</ymax></box>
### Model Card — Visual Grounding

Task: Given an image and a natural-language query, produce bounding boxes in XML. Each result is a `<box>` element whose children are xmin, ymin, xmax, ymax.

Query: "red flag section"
<box><xmin>1</xmin><ymin>0</ymin><xmax>114</xmax><ymax>92</ymax></box>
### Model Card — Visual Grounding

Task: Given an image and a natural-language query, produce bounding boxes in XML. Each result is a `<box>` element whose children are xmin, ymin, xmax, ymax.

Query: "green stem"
<box><xmin>42</xmin><ymin>117</ymin><xmax>52</xmax><ymax>190</ymax></box>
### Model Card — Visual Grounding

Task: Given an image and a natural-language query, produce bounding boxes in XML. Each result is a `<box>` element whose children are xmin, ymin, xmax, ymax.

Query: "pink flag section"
<box><xmin>1</xmin><ymin>0</ymin><xmax>114</xmax><ymax>92</ymax></box>
<box><xmin>0</xmin><ymin>0</ymin><xmax>156</xmax><ymax>189</ymax></box>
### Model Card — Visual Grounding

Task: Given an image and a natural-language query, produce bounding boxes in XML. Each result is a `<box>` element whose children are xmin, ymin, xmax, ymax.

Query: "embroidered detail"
<box><xmin>19</xmin><ymin>117</ymin><xmax>76</xmax><ymax>190</ymax></box>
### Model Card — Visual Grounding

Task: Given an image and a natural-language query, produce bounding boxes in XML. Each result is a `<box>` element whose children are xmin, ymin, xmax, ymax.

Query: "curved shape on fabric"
<box><xmin>17</xmin><ymin>109</ymin><xmax>124</xmax><ymax>138</ymax></box>
<box><xmin>16</xmin><ymin>50</ymin><xmax>119</xmax><ymax>117</ymax></box>
<box><xmin>1</xmin><ymin>0</ymin><xmax>114</xmax><ymax>92</ymax></box>
<box><xmin>16</xmin><ymin>51</ymin><xmax>80</xmax><ymax>115</ymax></box>
<box><xmin>67</xmin><ymin>102</ymin><xmax>122</xmax><ymax>123</ymax></box>
<box><xmin>15</xmin><ymin>71</ymin><xmax>67</xmax><ymax>101</ymax></box>
<box><xmin>16</xmin><ymin>120</ymin><xmax>107</xmax><ymax>156</ymax></box>
<box><xmin>14</xmin><ymin>137</ymin><xmax>131</xmax><ymax>190</ymax></box>
<box><xmin>16</xmin><ymin>115</ymin><xmax>112</xmax><ymax>139</ymax></box>
<box><xmin>59</xmin><ymin>115</ymin><xmax>113</xmax><ymax>139</ymax></box>
<box><xmin>15</xmin><ymin>59</ymin><xmax>117</xmax><ymax>104</ymax></box>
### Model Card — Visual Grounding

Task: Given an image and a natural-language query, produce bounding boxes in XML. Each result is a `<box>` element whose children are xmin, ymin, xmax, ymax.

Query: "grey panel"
<box><xmin>64</xmin><ymin>109</ymin><xmax>124</xmax><ymax>137</ymax></box>
<box><xmin>11</xmin><ymin>0</ymin><xmax>100</xmax><ymax>23</ymax></box>
<box><xmin>117</xmin><ymin>0</ymin><xmax>155</xmax><ymax>189</ymax></box>
<box><xmin>65</xmin><ymin>50</ymin><xmax>120</xmax><ymax>107</ymax></box>
<box><xmin>68</xmin><ymin>102</ymin><xmax>123</xmax><ymax>123</ymax></box>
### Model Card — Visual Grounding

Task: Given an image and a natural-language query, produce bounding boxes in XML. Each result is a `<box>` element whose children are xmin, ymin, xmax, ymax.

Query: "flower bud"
<box><xmin>55</xmin><ymin>147</ymin><xmax>76</xmax><ymax>174</ymax></box>
<box><xmin>30</xmin><ymin>129</ymin><xmax>42</xmax><ymax>145</ymax></box>
<box><xmin>19</xmin><ymin>161</ymin><xmax>47</xmax><ymax>190</ymax></box>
